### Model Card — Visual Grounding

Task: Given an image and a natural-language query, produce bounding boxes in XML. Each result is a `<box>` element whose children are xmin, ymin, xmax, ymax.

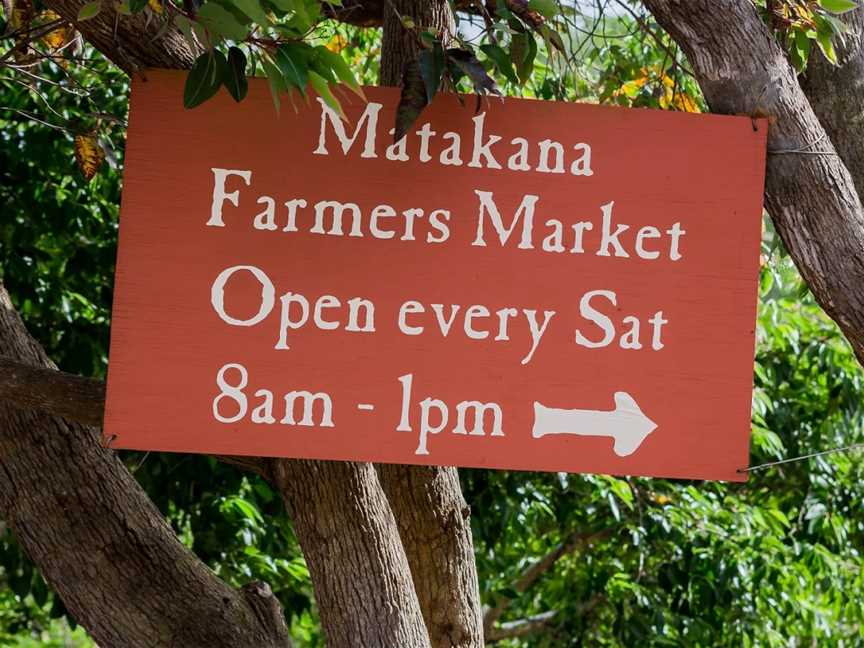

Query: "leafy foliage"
<box><xmin>761</xmin><ymin>0</ymin><xmax>861</xmax><ymax>69</ymax></box>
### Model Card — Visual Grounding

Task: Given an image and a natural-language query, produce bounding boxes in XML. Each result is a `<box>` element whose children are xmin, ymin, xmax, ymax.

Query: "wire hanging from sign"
<box><xmin>738</xmin><ymin>442</ymin><xmax>864</xmax><ymax>473</ymax></box>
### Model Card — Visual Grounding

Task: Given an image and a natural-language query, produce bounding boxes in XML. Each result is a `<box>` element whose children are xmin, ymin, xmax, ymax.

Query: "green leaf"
<box><xmin>196</xmin><ymin>2</ymin><xmax>250</xmax><ymax>41</ymax></box>
<box><xmin>510</xmin><ymin>31</ymin><xmax>537</xmax><ymax>84</ymax></box>
<box><xmin>419</xmin><ymin>42</ymin><xmax>445</xmax><ymax>102</ymax></box>
<box><xmin>129</xmin><ymin>0</ymin><xmax>148</xmax><ymax>13</ymax></box>
<box><xmin>793</xmin><ymin>29</ymin><xmax>812</xmax><ymax>71</ymax></box>
<box><xmin>184</xmin><ymin>51</ymin><xmax>225</xmax><ymax>109</ymax></box>
<box><xmin>818</xmin><ymin>0</ymin><xmax>858</xmax><ymax>14</ymax></box>
<box><xmin>232</xmin><ymin>0</ymin><xmax>270</xmax><ymax>27</ymax></box>
<box><xmin>225</xmin><ymin>46</ymin><xmax>248</xmax><ymax>102</ymax></box>
<box><xmin>480</xmin><ymin>42</ymin><xmax>517</xmax><ymax>85</ymax></box>
<box><xmin>275</xmin><ymin>42</ymin><xmax>310</xmax><ymax>94</ymax></box>
<box><xmin>816</xmin><ymin>19</ymin><xmax>839</xmax><ymax>64</ymax></box>
<box><xmin>528</xmin><ymin>0</ymin><xmax>558</xmax><ymax>18</ymax></box>
<box><xmin>261</xmin><ymin>56</ymin><xmax>286</xmax><ymax>114</ymax></box>
<box><xmin>309</xmin><ymin>70</ymin><xmax>345</xmax><ymax>119</ymax></box>
<box><xmin>284</xmin><ymin>0</ymin><xmax>320</xmax><ymax>32</ymax></box>
<box><xmin>822</xmin><ymin>13</ymin><xmax>850</xmax><ymax>34</ymax></box>
<box><xmin>77</xmin><ymin>0</ymin><xmax>102</xmax><ymax>21</ymax></box>
<box><xmin>312</xmin><ymin>46</ymin><xmax>364</xmax><ymax>98</ymax></box>
<box><xmin>540</xmin><ymin>24</ymin><xmax>565</xmax><ymax>53</ymax></box>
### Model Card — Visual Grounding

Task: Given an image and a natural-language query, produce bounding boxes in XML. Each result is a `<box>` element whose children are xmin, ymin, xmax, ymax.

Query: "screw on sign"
<box><xmin>104</xmin><ymin>71</ymin><xmax>767</xmax><ymax>481</ymax></box>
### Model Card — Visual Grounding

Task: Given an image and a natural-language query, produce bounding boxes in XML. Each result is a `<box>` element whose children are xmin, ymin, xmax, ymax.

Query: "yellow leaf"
<box><xmin>326</xmin><ymin>34</ymin><xmax>347</xmax><ymax>53</ymax></box>
<box><xmin>659</xmin><ymin>87</ymin><xmax>672</xmax><ymax>109</ymax></box>
<box><xmin>616</xmin><ymin>76</ymin><xmax>648</xmax><ymax>99</ymax></box>
<box><xmin>39</xmin><ymin>11</ymin><xmax>73</xmax><ymax>50</ymax></box>
<box><xmin>672</xmin><ymin>92</ymin><xmax>700</xmax><ymax>113</ymax></box>
<box><xmin>148</xmin><ymin>0</ymin><xmax>162</xmax><ymax>13</ymax></box>
<box><xmin>74</xmin><ymin>134</ymin><xmax>105</xmax><ymax>181</ymax></box>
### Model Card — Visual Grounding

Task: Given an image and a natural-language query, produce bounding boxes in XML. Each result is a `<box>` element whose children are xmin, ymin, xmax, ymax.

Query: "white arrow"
<box><xmin>532</xmin><ymin>392</ymin><xmax>658</xmax><ymax>457</ymax></box>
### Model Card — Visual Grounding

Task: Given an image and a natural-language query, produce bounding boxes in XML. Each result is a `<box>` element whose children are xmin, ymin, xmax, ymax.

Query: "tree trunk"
<box><xmin>801</xmin><ymin>7</ymin><xmax>864</xmax><ymax>198</ymax></box>
<box><xmin>376</xmin><ymin>3</ymin><xmax>485</xmax><ymax>647</ymax></box>
<box><xmin>272</xmin><ymin>460</ymin><xmax>431</xmax><ymax>647</ymax></box>
<box><xmin>644</xmin><ymin>0</ymin><xmax>864</xmax><ymax>366</ymax></box>
<box><xmin>0</xmin><ymin>284</ymin><xmax>291</xmax><ymax>648</ymax></box>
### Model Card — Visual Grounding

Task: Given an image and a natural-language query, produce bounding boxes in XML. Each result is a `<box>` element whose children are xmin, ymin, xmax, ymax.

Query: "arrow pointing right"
<box><xmin>532</xmin><ymin>392</ymin><xmax>658</xmax><ymax>457</ymax></box>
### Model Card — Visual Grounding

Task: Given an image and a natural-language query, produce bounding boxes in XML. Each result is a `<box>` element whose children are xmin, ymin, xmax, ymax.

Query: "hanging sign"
<box><xmin>105</xmin><ymin>70</ymin><xmax>767</xmax><ymax>481</ymax></box>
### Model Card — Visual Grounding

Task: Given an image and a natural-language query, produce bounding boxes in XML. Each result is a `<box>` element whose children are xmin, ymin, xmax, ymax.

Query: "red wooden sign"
<box><xmin>105</xmin><ymin>70</ymin><xmax>767</xmax><ymax>481</ymax></box>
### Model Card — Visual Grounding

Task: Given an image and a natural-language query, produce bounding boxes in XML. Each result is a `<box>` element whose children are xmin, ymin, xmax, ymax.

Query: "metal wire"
<box><xmin>738</xmin><ymin>442</ymin><xmax>864</xmax><ymax>473</ymax></box>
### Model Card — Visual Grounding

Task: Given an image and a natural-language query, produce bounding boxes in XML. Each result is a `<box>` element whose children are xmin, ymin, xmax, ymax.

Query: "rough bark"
<box><xmin>486</xmin><ymin>611</ymin><xmax>557</xmax><ymax>642</ymax></box>
<box><xmin>272</xmin><ymin>460</ymin><xmax>431</xmax><ymax>647</ymax></box>
<box><xmin>0</xmin><ymin>356</ymin><xmax>105</xmax><ymax>427</ymax></box>
<box><xmin>0</xmin><ymin>284</ymin><xmax>291</xmax><ymax>648</ymax></box>
<box><xmin>45</xmin><ymin>0</ymin><xmax>196</xmax><ymax>73</ymax></box>
<box><xmin>377</xmin><ymin>464</ymin><xmax>483</xmax><ymax>648</ymax></box>
<box><xmin>643</xmin><ymin>0</ymin><xmax>864</xmax><ymax>365</ymax></box>
<box><xmin>800</xmin><ymin>7</ymin><xmax>864</xmax><ymax>198</ymax></box>
<box><xmin>376</xmin><ymin>3</ymin><xmax>485</xmax><ymax>648</ymax></box>
<box><xmin>380</xmin><ymin>0</ymin><xmax>454</xmax><ymax>84</ymax></box>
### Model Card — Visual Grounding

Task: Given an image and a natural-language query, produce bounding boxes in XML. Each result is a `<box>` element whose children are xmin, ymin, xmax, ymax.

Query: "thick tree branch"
<box><xmin>485</xmin><ymin>593</ymin><xmax>604</xmax><ymax>643</ymax></box>
<box><xmin>483</xmin><ymin>528</ymin><xmax>612</xmax><ymax>636</ymax></box>
<box><xmin>0</xmin><ymin>355</ymin><xmax>273</xmax><ymax>478</ymax></box>
<box><xmin>486</xmin><ymin>610</ymin><xmax>557</xmax><ymax>642</ymax></box>
<box><xmin>801</xmin><ymin>7</ymin><xmax>864</xmax><ymax>199</ymax></box>
<box><xmin>644</xmin><ymin>0</ymin><xmax>864</xmax><ymax>366</ymax></box>
<box><xmin>0</xmin><ymin>285</ymin><xmax>292</xmax><ymax>647</ymax></box>
<box><xmin>43</xmin><ymin>0</ymin><xmax>195</xmax><ymax>72</ymax></box>
<box><xmin>0</xmin><ymin>356</ymin><xmax>105</xmax><ymax>427</ymax></box>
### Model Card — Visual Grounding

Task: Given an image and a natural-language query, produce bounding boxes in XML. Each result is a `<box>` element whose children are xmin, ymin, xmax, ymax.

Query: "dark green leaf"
<box><xmin>261</xmin><ymin>56</ymin><xmax>286</xmax><ymax>113</ymax></box>
<box><xmin>419</xmin><ymin>42</ymin><xmax>445</xmax><ymax>102</ymax></box>
<box><xmin>184</xmin><ymin>51</ymin><xmax>225</xmax><ymax>109</ymax></box>
<box><xmin>480</xmin><ymin>42</ymin><xmax>517</xmax><ymax>85</ymax></box>
<box><xmin>225</xmin><ymin>46</ymin><xmax>248</xmax><ymax>102</ymax></box>
<box><xmin>232</xmin><ymin>0</ymin><xmax>270</xmax><ymax>25</ymax></box>
<box><xmin>275</xmin><ymin>42</ymin><xmax>309</xmax><ymax>94</ymax></box>
<box><xmin>196</xmin><ymin>2</ymin><xmax>249</xmax><ymax>41</ymax></box>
